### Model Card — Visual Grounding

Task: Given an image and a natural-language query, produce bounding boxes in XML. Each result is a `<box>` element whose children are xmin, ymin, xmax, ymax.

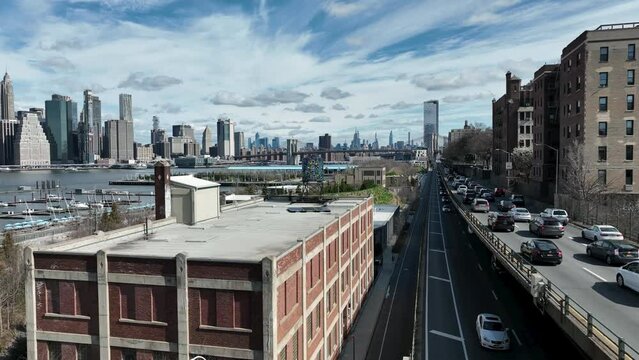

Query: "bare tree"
<box><xmin>511</xmin><ymin>147</ymin><xmax>532</xmax><ymax>181</ymax></box>
<box><xmin>561</xmin><ymin>139</ymin><xmax>606</xmax><ymax>201</ymax></box>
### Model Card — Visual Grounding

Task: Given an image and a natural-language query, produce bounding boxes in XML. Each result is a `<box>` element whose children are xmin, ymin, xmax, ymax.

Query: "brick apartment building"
<box><xmin>559</xmin><ymin>23</ymin><xmax>639</xmax><ymax>192</ymax></box>
<box><xmin>25</xmin><ymin>181</ymin><xmax>374</xmax><ymax>359</ymax></box>
<box><xmin>530</xmin><ymin>64</ymin><xmax>560</xmax><ymax>198</ymax></box>
<box><xmin>492</xmin><ymin>71</ymin><xmax>532</xmax><ymax>181</ymax></box>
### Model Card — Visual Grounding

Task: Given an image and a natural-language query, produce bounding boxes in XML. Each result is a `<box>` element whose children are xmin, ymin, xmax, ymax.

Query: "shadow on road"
<box><xmin>515</xmin><ymin>230</ymin><xmax>537</xmax><ymax>238</ymax></box>
<box><xmin>592</xmin><ymin>282</ymin><xmax>639</xmax><ymax>307</ymax></box>
<box><xmin>570</xmin><ymin>236</ymin><xmax>591</xmax><ymax>245</ymax></box>
<box><xmin>573</xmin><ymin>253</ymin><xmax>606</xmax><ymax>266</ymax></box>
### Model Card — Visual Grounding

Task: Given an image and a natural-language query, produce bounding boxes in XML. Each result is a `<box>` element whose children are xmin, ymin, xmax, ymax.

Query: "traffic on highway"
<box><xmin>443</xmin><ymin>168</ymin><xmax>639</xmax><ymax>354</ymax></box>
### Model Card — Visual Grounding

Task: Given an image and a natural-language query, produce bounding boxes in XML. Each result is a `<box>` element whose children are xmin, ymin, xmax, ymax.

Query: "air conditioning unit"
<box><xmin>625</xmin><ymin>184</ymin><xmax>633</xmax><ymax>192</ymax></box>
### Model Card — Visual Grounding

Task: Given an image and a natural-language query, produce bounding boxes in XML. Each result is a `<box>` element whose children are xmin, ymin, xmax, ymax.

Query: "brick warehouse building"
<box><xmin>25</xmin><ymin>185</ymin><xmax>374</xmax><ymax>359</ymax></box>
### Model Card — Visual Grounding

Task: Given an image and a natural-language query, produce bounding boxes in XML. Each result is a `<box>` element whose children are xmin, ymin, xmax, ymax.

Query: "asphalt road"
<box><xmin>453</xmin><ymin>191</ymin><xmax>639</xmax><ymax>352</ymax></box>
<box><xmin>367</xmin><ymin>171</ymin><xmax>431</xmax><ymax>360</ymax></box>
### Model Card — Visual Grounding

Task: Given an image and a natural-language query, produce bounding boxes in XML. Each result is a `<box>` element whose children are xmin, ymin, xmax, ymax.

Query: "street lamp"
<box><xmin>495</xmin><ymin>148</ymin><xmax>513</xmax><ymax>189</ymax></box>
<box><xmin>536</xmin><ymin>143</ymin><xmax>559</xmax><ymax>208</ymax></box>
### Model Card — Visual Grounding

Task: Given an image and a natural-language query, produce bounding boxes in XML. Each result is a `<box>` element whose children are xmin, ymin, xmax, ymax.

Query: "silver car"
<box><xmin>541</xmin><ymin>208</ymin><xmax>569</xmax><ymax>225</ymax></box>
<box><xmin>509</xmin><ymin>207</ymin><xmax>531</xmax><ymax>222</ymax></box>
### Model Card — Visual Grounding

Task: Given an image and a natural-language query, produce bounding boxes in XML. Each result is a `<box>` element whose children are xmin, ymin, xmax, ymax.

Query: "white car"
<box><xmin>541</xmin><ymin>208</ymin><xmax>569</xmax><ymax>225</ymax></box>
<box><xmin>508</xmin><ymin>207</ymin><xmax>531</xmax><ymax>222</ymax></box>
<box><xmin>581</xmin><ymin>225</ymin><xmax>624</xmax><ymax>241</ymax></box>
<box><xmin>617</xmin><ymin>261</ymin><xmax>639</xmax><ymax>293</ymax></box>
<box><xmin>457</xmin><ymin>185</ymin><xmax>468</xmax><ymax>195</ymax></box>
<box><xmin>476</xmin><ymin>313</ymin><xmax>510</xmax><ymax>350</ymax></box>
<box><xmin>472</xmin><ymin>198</ymin><xmax>490</xmax><ymax>213</ymax></box>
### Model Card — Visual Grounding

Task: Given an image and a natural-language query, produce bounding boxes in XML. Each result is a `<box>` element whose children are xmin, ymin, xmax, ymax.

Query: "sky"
<box><xmin>1</xmin><ymin>0</ymin><xmax>639</xmax><ymax>146</ymax></box>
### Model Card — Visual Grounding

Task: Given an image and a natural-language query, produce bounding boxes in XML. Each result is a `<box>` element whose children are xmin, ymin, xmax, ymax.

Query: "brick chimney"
<box><xmin>154</xmin><ymin>160</ymin><xmax>171</xmax><ymax>220</ymax></box>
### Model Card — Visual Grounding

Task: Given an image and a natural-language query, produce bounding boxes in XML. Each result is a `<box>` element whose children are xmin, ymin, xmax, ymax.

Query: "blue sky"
<box><xmin>1</xmin><ymin>0</ymin><xmax>639</xmax><ymax>145</ymax></box>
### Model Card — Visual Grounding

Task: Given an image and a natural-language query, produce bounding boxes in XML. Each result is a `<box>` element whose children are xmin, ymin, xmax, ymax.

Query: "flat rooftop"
<box><xmin>44</xmin><ymin>199</ymin><xmax>367</xmax><ymax>262</ymax></box>
<box><xmin>373</xmin><ymin>205</ymin><xmax>399</xmax><ymax>228</ymax></box>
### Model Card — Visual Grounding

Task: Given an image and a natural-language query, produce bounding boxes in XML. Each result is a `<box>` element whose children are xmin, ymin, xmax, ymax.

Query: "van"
<box><xmin>472</xmin><ymin>198</ymin><xmax>490</xmax><ymax>213</ymax></box>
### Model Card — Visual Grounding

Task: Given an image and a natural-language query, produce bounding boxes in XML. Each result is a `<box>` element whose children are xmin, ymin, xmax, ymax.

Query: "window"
<box><xmin>567</xmin><ymin>81</ymin><xmax>572</xmax><ymax>94</ymax></box>
<box><xmin>629</xmin><ymin>70</ymin><xmax>635</xmax><ymax>85</ymax></box>
<box><xmin>576</xmin><ymin>124</ymin><xmax>581</xmax><ymax>137</ymax></box>
<box><xmin>627</xmin><ymin>145</ymin><xmax>634</xmax><ymax>161</ymax></box>
<box><xmin>629</xmin><ymin>44</ymin><xmax>636</xmax><ymax>60</ymax></box>
<box><xmin>526</xmin><ymin>125</ymin><xmax>531</xmax><ymax>134</ymax></box>
<box><xmin>577</xmin><ymin>76</ymin><xmax>581</xmax><ymax>90</ymax></box>
<box><xmin>577</xmin><ymin>52</ymin><xmax>582</xmax><ymax>66</ymax></box>
<box><xmin>306</xmin><ymin>314</ymin><xmax>313</xmax><ymax>342</ymax></box>
<box><xmin>119</xmin><ymin>285</ymin><xmax>136</xmax><ymax>320</ymax></box>
<box><xmin>599</xmin><ymin>72</ymin><xmax>608</xmax><ymax>87</ymax></box>
<box><xmin>599</xmin><ymin>97</ymin><xmax>608</xmax><ymax>111</ymax></box>
<box><xmin>576</xmin><ymin>100</ymin><xmax>581</xmax><ymax>114</ymax></box>
<box><xmin>45</xmin><ymin>280</ymin><xmax>60</xmax><ymax>314</ymax></box>
<box><xmin>77</xmin><ymin>345</ymin><xmax>89</xmax><ymax>360</ymax></box>
<box><xmin>48</xmin><ymin>342</ymin><xmax>61</xmax><ymax>360</ymax></box>
<box><xmin>598</xmin><ymin>170</ymin><xmax>607</xmax><ymax>185</ymax></box>
<box><xmin>519</xmin><ymin>125</ymin><xmax>524</xmax><ymax>134</ymax></box>
<box><xmin>279</xmin><ymin>347</ymin><xmax>287</xmax><ymax>360</ymax></box>
<box><xmin>627</xmin><ymin>170</ymin><xmax>634</xmax><ymax>185</ymax></box>
<box><xmin>627</xmin><ymin>120</ymin><xmax>635</xmax><ymax>135</ymax></box>
<box><xmin>122</xmin><ymin>349</ymin><xmax>136</xmax><ymax>360</ymax></box>
<box><xmin>598</xmin><ymin>146</ymin><xmax>607</xmax><ymax>161</ymax></box>
<box><xmin>628</xmin><ymin>95</ymin><xmax>635</xmax><ymax>111</ymax></box>
<box><xmin>152</xmin><ymin>352</ymin><xmax>170</xmax><ymax>360</ymax></box>
<box><xmin>600</xmin><ymin>46</ymin><xmax>609</xmax><ymax>62</ymax></box>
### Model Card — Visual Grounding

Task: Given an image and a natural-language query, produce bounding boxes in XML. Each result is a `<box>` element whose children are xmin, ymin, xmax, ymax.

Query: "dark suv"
<box><xmin>488</xmin><ymin>213</ymin><xmax>515</xmax><ymax>232</ymax></box>
<box><xmin>510</xmin><ymin>194</ymin><xmax>525</xmax><ymax>207</ymax></box>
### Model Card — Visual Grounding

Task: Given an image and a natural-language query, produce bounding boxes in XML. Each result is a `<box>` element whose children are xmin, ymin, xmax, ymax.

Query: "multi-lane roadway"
<box><xmin>450</xmin><ymin>183</ymin><xmax>639</xmax><ymax>353</ymax></box>
<box><xmin>367</xmin><ymin>171</ymin><xmax>585</xmax><ymax>359</ymax></box>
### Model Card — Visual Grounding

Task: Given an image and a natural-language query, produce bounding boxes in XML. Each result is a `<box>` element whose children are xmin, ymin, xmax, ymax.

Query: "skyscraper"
<box><xmin>286</xmin><ymin>138</ymin><xmax>299</xmax><ymax>165</ymax></box>
<box><xmin>172</xmin><ymin>124</ymin><xmax>195</xmax><ymax>142</ymax></box>
<box><xmin>14</xmin><ymin>113</ymin><xmax>50</xmax><ymax>166</ymax></box>
<box><xmin>201</xmin><ymin>125</ymin><xmax>213</xmax><ymax>155</ymax></box>
<box><xmin>119</xmin><ymin>93</ymin><xmax>133</xmax><ymax>122</ymax></box>
<box><xmin>104</xmin><ymin>119</ymin><xmax>134</xmax><ymax>162</ymax></box>
<box><xmin>272</xmin><ymin>137</ymin><xmax>281</xmax><ymax>149</ymax></box>
<box><xmin>234</xmin><ymin>131</ymin><xmax>245</xmax><ymax>156</ymax></box>
<box><xmin>152</xmin><ymin>115</ymin><xmax>160</xmax><ymax>131</ymax></box>
<box><xmin>216</xmin><ymin>118</ymin><xmax>235</xmax><ymax>159</ymax></box>
<box><xmin>83</xmin><ymin>90</ymin><xmax>102</xmax><ymax>159</ymax></box>
<box><xmin>0</xmin><ymin>119</ymin><xmax>18</xmax><ymax>164</ymax></box>
<box><xmin>1</xmin><ymin>72</ymin><xmax>15</xmax><ymax>120</ymax></box>
<box><xmin>423</xmin><ymin>100</ymin><xmax>439</xmax><ymax>156</ymax></box>
<box><xmin>389</xmin><ymin>130</ymin><xmax>393</xmax><ymax>148</ymax></box>
<box><xmin>45</xmin><ymin>94</ymin><xmax>77</xmax><ymax>162</ymax></box>
<box><xmin>350</xmin><ymin>130</ymin><xmax>361</xmax><ymax>150</ymax></box>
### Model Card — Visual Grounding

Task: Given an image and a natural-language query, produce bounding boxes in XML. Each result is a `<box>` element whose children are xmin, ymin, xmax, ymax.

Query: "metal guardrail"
<box><xmin>438</xmin><ymin>171</ymin><xmax>638</xmax><ymax>360</ymax></box>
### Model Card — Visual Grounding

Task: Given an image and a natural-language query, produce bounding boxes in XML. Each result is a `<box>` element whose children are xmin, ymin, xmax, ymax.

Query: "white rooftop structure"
<box><xmin>373</xmin><ymin>204</ymin><xmax>399</xmax><ymax>228</ymax></box>
<box><xmin>170</xmin><ymin>175</ymin><xmax>220</xmax><ymax>189</ymax></box>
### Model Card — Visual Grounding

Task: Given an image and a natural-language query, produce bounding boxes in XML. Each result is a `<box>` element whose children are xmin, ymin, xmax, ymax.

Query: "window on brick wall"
<box><xmin>599</xmin><ymin>72</ymin><xmax>608</xmax><ymax>87</ymax></box>
<box><xmin>152</xmin><ymin>352</ymin><xmax>171</xmax><ymax>360</ymax></box>
<box><xmin>279</xmin><ymin>347</ymin><xmax>287</xmax><ymax>360</ymax></box>
<box><xmin>627</xmin><ymin>170</ymin><xmax>634</xmax><ymax>185</ymax></box>
<box><xmin>600</xmin><ymin>46</ymin><xmax>609</xmax><ymax>62</ymax></box>
<box><xmin>629</xmin><ymin>44</ymin><xmax>636</xmax><ymax>61</ymax></box>
<box><xmin>598</xmin><ymin>146</ymin><xmax>607</xmax><ymax>162</ymax></box>
<box><xmin>628</xmin><ymin>95</ymin><xmax>635</xmax><ymax>111</ymax></box>
<box><xmin>599</xmin><ymin>122</ymin><xmax>608</xmax><ymax>136</ymax></box>
<box><xmin>598</xmin><ymin>170</ymin><xmax>607</xmax><ymax>185</ymax></box>
<box><xmin>201</xmin><ymin>290</ymin><xmax>251</xmax><ymax>329</ymax></box>
<box><xmin>306</xmin><ymin>314</ymin><xmax>313</xmax><ymax>342</ymax></box>
<box><xmin>77</xmin><ymin>345</ymin><xmax>89</xmax><ymax>360</ymax></box>
<box><xmin>629</xmin><ymin>70</ymin><xmax>635</xmax><ymax>86</ymax></box>
<box><xmin>121</xmin><ymin>349</ymin><xmax>136</xmax><ymax>360</ymax></box>
<box><xmin>600</xmin><ymin>97</ymin><xmax>608</xmax><ymax>112</ymax></box>
<box><xmin>119</xmin><ymin>285</ymin><xmax>137</xmax><ymax>320</ymax></box>
<box><xmin>627</xmin><ymin>120</ymin><xmax>635</xmax><ymax>135</ymax></box>
<box><xmin>627</xmin><ymin>145</ymin><xmax>634</xmax><ymax>161</ymax></box>
<box><xmin>45</xmin><ymin>280</ymin><xmax>60</xmax><ymax>314</ymax></box>
<box><xmin>48</xmin><ymin>342</ymin><xmax>61</xmax><ymax>360</ymax></box>
<box><xmin>341</xmin><ymin>232</ymin><xmax>348</xmax><ymax>255</ymax></box>
<box><xmin>292</xmin><ymin>332</ymin><xmax>299</xmax><ymax>360</ymax></box>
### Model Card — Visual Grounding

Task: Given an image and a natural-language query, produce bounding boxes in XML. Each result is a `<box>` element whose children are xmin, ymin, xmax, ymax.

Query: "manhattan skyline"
<box><xmin>1</xmin><ymin>0</ymin><xmax>639</xmax><ymax>144</ymax></box>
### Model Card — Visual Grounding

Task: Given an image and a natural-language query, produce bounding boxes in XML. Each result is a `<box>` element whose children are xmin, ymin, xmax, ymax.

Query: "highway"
<box><xmin>451</xmin><ymin>184</ymin><xmax>639</xmax><ymax>352</ymax></box>
<box><xmin>368</xmin><ymin>171</ymin><xmax>585</xmax><ymax>359</ymax></box>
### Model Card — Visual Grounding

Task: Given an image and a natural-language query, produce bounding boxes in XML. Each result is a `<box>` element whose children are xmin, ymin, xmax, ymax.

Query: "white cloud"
<box><xmin>309</xmin><ymin>115</ymin><xmax>331</xmax><ymax>123</ymax></box>
<box><xmin>118</xmin><ymin>72</ymin><xmax>182</xmax><ymax>91</ymax></box>
<box><xmin>345</xmin><ymin>113</ymin><xmax>365</xmax><ymax>119</ymax></box>
<box><xmin>286</xmin><ymin>103</ymin><xmax>325</xmax><ymax>113</ymax></box>
<box><xmin>323</xmin><ymin>1</ymin><xmax>369</xmax><ymax>17</ymax></box>
<box><xmin>321</xmin><ymin>87</ymin><xmax>352</xmax><ymax>100</ymax></box>
<box><xmin>332</xmin><ymin>103</ymin><xmax>346</xmax><ymax>111</ymax></box>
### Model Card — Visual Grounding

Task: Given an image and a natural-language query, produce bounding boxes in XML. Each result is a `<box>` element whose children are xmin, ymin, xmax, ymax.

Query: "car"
<box><xmin>463</xmin><ymin>193</ymin><xmax>476</xmax><ymax>204</ymax></box>
<box><xmin>540</xmin><ymin>208</ymin><xmax>570</xmax><ymax>225</ymax></box>
<box><xmin>586</xmin><ymin>240</ymin><xmax>639</xmax><ymax>265</ymax></box>
<box><xmin>481</xmin><ymin>192</ymin><xmax>496</xmax><ymax>202</ymax></box>
<box><xmin>479</xmin><ymin>188</ymin><xmax>491</xmax><ymax>196</ymax></box>
<box><xmin>616</xmin><ymin>261</ymin><xmax>639</xmax><ymax>292</ymax></box>
<box><xmin>442</xmin><ymin>197</ymin><xmax>451</xmax><ymax>204</ymax></box>
<box><xmin>581</xmin><ymin>225</ymin><xmax>624</xmax><ymax>241</ymax></box>
<box><xmin>510</xmin><ymin>194</ymin><xmax>525</xmax><ymax>207</ymax></box>
<box><xmin>494</xmin><ymin>187</ymin><xmax>506</xmax><ymax>197</ymax></box>
<box><xmin>520</xmin><ymin>239</ymin><xmax>563</xmax><ymax>265</ymax></box>
<box><xmin>472</xmin><ymin>198</ymin><xmax>490</xmax><ymax>212</ymax></box>
<box><xmin>497</xmin><ymin>200</ymin><xmax>516</xmax><ymax>212</ymax></box>
<box><xmin>457</xmin><ymin>185</ymin><xmax>468</xmax><ymax>195</ymax></box>
<box><xmin>442</xmin><ymin>204</ymin><xmax>453</xmax><ymax>213</ymax></box>
<box><xmin>476</xmin><ymin>314</ymin><xmax>510</xmax><ymax>351</ymax></box>
<box><xmin>508</xmin><ymin>207</ymin><xmax>532</xmax><ymax>222</ymax></box>
<box><xmin>473</xmin><ymin>185</ymin><xmax>483</xmax><ymax>193</ymax></box>
<box><xmin>529</xmin><ymin>217</ymin><xmax>564</xmax><ymax>238</ymax></box>
<box><xmin>488</xmin><ymin>212</ymin><xmax>515</xmax><ymax>232</ymax></box>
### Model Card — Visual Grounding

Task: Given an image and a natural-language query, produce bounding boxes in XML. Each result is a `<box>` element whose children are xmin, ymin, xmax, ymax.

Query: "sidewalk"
<box><xmin>339</xmin><ymin>246</ymin><xmax>394</xmax><ymax>360</ymax></box>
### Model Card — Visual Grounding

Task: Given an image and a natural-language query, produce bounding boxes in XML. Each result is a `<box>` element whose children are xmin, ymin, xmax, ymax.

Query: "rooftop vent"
<box><xmin>287</xmin><ymin>207</ymin><xmax>331</xmax><ymax>213</ymax></box>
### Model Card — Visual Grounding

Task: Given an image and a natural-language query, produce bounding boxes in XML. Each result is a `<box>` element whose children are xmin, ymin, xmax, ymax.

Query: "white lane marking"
<box><xmin>429</xmin><ymin>275</ymin><xmax>451</xmax><ymax>283</ymax></box>
<box><xmin>511</xmin><ymin>329</ymin><xmax>523</xmax><ymax>346</ymax></box>
<box><xmin>582</xmin><ymin>267</ymin><xmax>607</xmax><ymax>282</ymax></box>
<box><xmin>437</xmin><ymin>193</ymin><xmax>470</xmax><ymax>360</ymax></box>
<box><xmin>385</xmin><ymin>286</ymin><xmax>390</xmax><ymax>298</ymax></box>
<box><xmin>477</xmin><ymin>263</ymin><xmax>484</xmax><ymax>271</ymax></box>
<box><xmin>430</xmin><ymin>249</ymin><xmax>445</xmax><ymax>253</ymax></box>
<box><xmin>429</xmin><ymin>329</ymin><xmax>463</xmax><ymax>342</ymax></box>
<box><xmin>430</xmin><ymin>232</ymin><xmax>442</xmax><ymax>235</ymax></box>
<box><xmin>491</xmin><ymin>290</ymin><xmax>498</xmax><ymax>301</ymax></box>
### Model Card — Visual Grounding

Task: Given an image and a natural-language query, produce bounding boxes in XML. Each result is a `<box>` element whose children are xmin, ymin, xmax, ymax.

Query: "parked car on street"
<box><xmin>510</xmin><ymin>194</ymin><xmax>525</xmax><ymax>207</ymax></box>
<box><xmin>472</xmin><ymin>198</ymin><xmax>490</xmax><ymax>212</ymax></box>
<box><xmin>587</xmin><ymin>240</ymin><xmax>639</xmax><ymax>265</ymax></box>
<box><xmin>508</xmin><ymin>207</ymin><xmax>532</xmax><ymax>222</ymax></box>
<box><xmin>540</xmin><ymin>208</ymin><xmax>569</xmax><ymax>225</ymax></box>
<box><xmin>488</xmin><ymin>212</ymin><xmax>515</xmax><ymax>232</ymax></box>
<box><xmin>476</xmin><ymin>314</ymin><xmax>510</xmax><ymax>351</ymax></box>
<box><xmin>616</xmin><ymin>261</ymin><xmax>639</xmax><ymax>292</ymax></box>
<box><xmin>497</xmin><ymin>200</ymin><xmax>516</xmax><ymax>212</ymax></box>
<box><xmin>529</xmin><ymin>217</ymin><xmax>565</xmax><ymax>238</ymax></box>
<box><xmin>581</xmin><ymin>225</ymin><xmax>624</xmax><ymax>241</ymax></box>
<box><xmin>520</xmin><ymin>239</ymin><xmax>563</xmax><ymax>265</ymax></box>
<box><xmin>494</xmin><ymin>187</ymin><xmax>506</xmax><ymax>197</ymax></box>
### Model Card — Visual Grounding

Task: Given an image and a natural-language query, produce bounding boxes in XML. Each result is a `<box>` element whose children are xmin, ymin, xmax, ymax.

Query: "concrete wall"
<box><xmin>170</xmin><ymin>186</ymin><xmax>191</xmax><ymax>225</ymax></box>
<box><xmin>194</xmin><ymin>187</ymin><xmax>219</xmax><ymax>223</ymax></box>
